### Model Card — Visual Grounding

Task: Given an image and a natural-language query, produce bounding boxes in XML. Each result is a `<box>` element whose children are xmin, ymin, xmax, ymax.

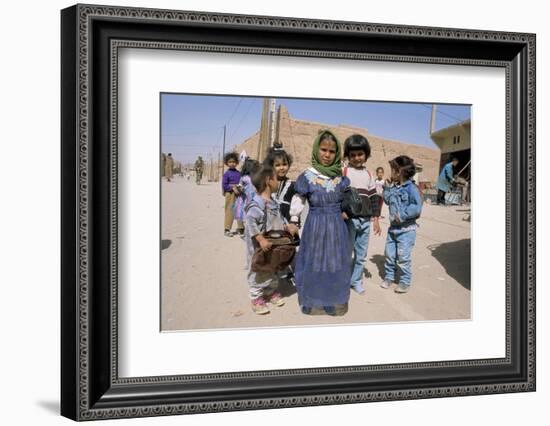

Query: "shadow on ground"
<box><xmin>278</xmin><ymin>275</ymin><xmax>297</xmax><ymax>298</ymax></box>
<box><xmin>428</xmin><ymin>239</ymin><xmax>471</xmax><ymax>290</ymax></box>
<box><xmin>161</xmin><ymin>239</ymin><xmax>172</xmax><ymax>250</ymax></box>
<box><xmin>36</xmin><ymin>400</ymin><xmax>59</xmax><ymax>415</ymax></box>
<box><xmin>370</xmin><ymin>253</ymin><xmax>402</xmax><ymax>283</ymax></box>
<box><xmin>370</xmin><ymin>254</ymin><xmax>386</xmax><ymax>280</ymax></box>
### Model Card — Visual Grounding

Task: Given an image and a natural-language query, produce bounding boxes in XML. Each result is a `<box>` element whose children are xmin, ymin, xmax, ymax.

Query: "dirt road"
<box><xmin>161</xmin><ymin>176</ymin><xmax>470</xmax><ymax>331</ymax></box>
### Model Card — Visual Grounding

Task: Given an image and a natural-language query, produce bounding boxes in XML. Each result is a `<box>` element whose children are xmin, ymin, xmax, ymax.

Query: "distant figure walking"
<box><xmin>164</xmin><ymin>153</ymin><xmax>174</xmax><ymax>182</ymax></box>
<box><xmin>194</xmin><ymin>156</ymin><xmax>204</xmax><ymax>185</ymax></box>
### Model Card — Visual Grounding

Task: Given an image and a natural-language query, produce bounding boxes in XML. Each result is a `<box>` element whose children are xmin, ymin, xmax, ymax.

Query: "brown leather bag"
<box><xmin>251</xmin><ymin>230</ymin><xmax>297</xmax><ymax>273</ymax></box>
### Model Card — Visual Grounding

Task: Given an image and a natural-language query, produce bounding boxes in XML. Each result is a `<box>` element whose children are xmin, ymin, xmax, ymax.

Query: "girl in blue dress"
<box><xmin>289</xmin><ymin>130</ymin><xmax>352</xmax><ymax>316</ymax></box>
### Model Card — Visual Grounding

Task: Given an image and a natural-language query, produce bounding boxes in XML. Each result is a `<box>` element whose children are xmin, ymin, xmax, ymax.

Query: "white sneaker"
<box><xmin>380</xmin><ymin>280</ymin><xmax>392</xmax><ymax>289</ymax></box>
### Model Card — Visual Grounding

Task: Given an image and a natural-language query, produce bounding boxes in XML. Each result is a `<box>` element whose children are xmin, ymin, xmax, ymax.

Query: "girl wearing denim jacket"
<box><xmin>380</xmin><ymin>155</ymin><xmax>423</xmax><ymax>294</ymax></box>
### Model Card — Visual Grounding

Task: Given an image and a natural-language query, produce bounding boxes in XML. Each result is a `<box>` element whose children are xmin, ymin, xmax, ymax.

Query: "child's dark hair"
<box><xmin>344</xmin><ymin>134</ymin><xmax>371</xmax><ymax>159</ymax></box>
<box><xmin>264</xmin><ymin>143</ymin><xmax>293</xmax><ymax>168</ymax></box>
<box><xmin>319</xmin><ymin>131</ymin><xmax>337</xmax><ymax>145</ymax></box>
<box><xmin>389</xmin><ymin>155</ymin><xmax>416</xmax><ymax>181</ymax></box>
<box><xmin>223</xmin><ymin>152</ymin><xmax>239</xmax><ymax>165</ymax></box>
<box><xmin>376</xmin><ymin>166</ymin><xmax>384</xmax><ymax>173</ymax></box>
<box><xmin>251</xmin><ymin>164</ymin><xmax>275</xmax><ymax>193</ymax></box>
<box><xmin>240</xmin><ymin>158</ymin><xmax>260</xmax><ymax>176</ymax></box>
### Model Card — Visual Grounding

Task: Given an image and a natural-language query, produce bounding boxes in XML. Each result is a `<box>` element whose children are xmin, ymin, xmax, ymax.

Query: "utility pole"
<box><xmin>217</xmin><ymin>152</ymin><xmax>221</xmax><ymax>182</ymax></box>
<box><xmin>430</xmin><ymin>104</ymin><xmax>437</xmax><ymax>136</ymax></box>
<box><xmin>269</xmin><ymin>99</ymin><xmax>277</xmax><ymax>146</ymax></box>
<box><xmin>209</xmin><ymin>153</ymin><xmax>214</xmax><ymax>182</ymax></box>
<box><xmin>274</xmin><ymin>104</ymin><xmax>282</xmax><ymax>146</ymax></box>
<box><xmin>257</xmin><ymin>98</ymin><xmax>271</xmax><ymax>162</ymax></box>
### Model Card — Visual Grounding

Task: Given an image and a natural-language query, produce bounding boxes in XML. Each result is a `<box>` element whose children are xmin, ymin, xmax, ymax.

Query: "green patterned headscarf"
<box><xmin>311</xmin><ymin>129</ymin><xmax>342</xmax><ymax>178</ymax></box>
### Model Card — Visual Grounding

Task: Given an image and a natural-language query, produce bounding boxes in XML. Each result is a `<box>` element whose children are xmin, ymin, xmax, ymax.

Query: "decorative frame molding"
<box><xmin>61</xmin><ymin>4</ymin><xmax>535</xmax><ymax>421</ymax></box>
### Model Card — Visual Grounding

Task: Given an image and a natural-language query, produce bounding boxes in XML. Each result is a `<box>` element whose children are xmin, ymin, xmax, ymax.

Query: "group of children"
<box><xmin>221</xmin><ymin>130</ymin><xmax>423</xmax><ymax>315</ymax></box>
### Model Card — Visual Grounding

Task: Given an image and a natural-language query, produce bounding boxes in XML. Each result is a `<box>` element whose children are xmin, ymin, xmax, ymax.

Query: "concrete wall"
<box><xmin>432</xmin><ymin>123</ymin><xmax>471</xmax><ymax>155</ymax></box>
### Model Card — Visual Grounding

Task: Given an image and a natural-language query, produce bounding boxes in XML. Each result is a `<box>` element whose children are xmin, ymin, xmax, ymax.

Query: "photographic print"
<box><xmin>160</xmin><ymin>94</ymin><xmax>472</xmax><ymax>331</ymax></box>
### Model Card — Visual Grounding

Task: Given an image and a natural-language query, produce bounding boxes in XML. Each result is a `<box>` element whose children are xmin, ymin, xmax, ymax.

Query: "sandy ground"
<box><xmin>161</xmin><ymin>176</ymin><xmax>471</xmax><ymax>331</ymax></box>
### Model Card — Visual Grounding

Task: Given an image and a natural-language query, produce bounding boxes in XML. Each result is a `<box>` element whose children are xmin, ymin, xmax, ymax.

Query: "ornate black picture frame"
<box><xmin>61</xmin><ymin>3</ymin><xmax>536</xmax><ymax>421</ymax></box>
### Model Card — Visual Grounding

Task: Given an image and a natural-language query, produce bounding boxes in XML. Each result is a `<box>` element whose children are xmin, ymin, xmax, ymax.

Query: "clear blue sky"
<box><xmin>161</xmin><ymin>93</ymin><xmax>470</xmax><ymax>165</ymax></box>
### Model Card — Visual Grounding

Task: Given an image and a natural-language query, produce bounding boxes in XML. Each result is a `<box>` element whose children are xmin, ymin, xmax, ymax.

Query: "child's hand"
<box><xmin>259</xmin><ymin>238</ymin><xmax>272</xmax><ymax>252</ymax></box>
<box><xmin>342</xmin><ymin>212</ymin><xmax>349</xmax><ymax>220</ymax></box>
<box><xmin>373</xmin><ymin>219</ymin><xmax>382</xmax><ymax>236</ymax></box>
<box><xmin>284</xmin><ymin>224</ymin><xmax>299</xmax><ymax>237</ymax></box>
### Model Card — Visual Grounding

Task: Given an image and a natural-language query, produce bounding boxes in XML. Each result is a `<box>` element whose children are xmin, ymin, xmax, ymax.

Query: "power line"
<box><xmin>224</xmin><ymin>98</ymin><xmax>243</xmax><ymax>128</ymax></box>
<box><xmin>215</xmin><ymin>126</ymin><xmax>225</xmax><ymax>151</ymax></box>
<box><xmin>162</xmin><ymin>98</ymin><xmax>242</xmax><ymax>142</ymax></box>
<box><xmin>164</xmin><ymin>126</ymin><xmax>225</xmax><ymax>152</ymax></box>
<box><xmin>163</xmin><ymin>97</ymin><xmax>246</xmax><ymax>157</ymax></box>
<box><xmin>162</xmin><ymin>125</ymin><xmax>223</xmax><ymax>137</ymax></box>
<box><xmin>421</xmin><ymin>104</ymin><xmax>467</xmax><ymax>124</ymax></box>
<box><xmin>163</xmin><ymin>143</ymin><xmax>223</xmax><ymax>147</ymax></box>
<box><xmin>228</xmin><ymin>99</ymin><xmax>257</xmax><ymax>145</ymax></box>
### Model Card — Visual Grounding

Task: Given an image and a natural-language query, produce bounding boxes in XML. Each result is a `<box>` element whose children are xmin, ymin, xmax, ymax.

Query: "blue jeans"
<box><xmin>384</xmin><ymin>227</ymin><xmax>416</xmax><ymax>286</ymax></box>
<box><xmin>347</xmin><ymin>218</ymin><xmax>371</xmax><ymax>289</ymax></box>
